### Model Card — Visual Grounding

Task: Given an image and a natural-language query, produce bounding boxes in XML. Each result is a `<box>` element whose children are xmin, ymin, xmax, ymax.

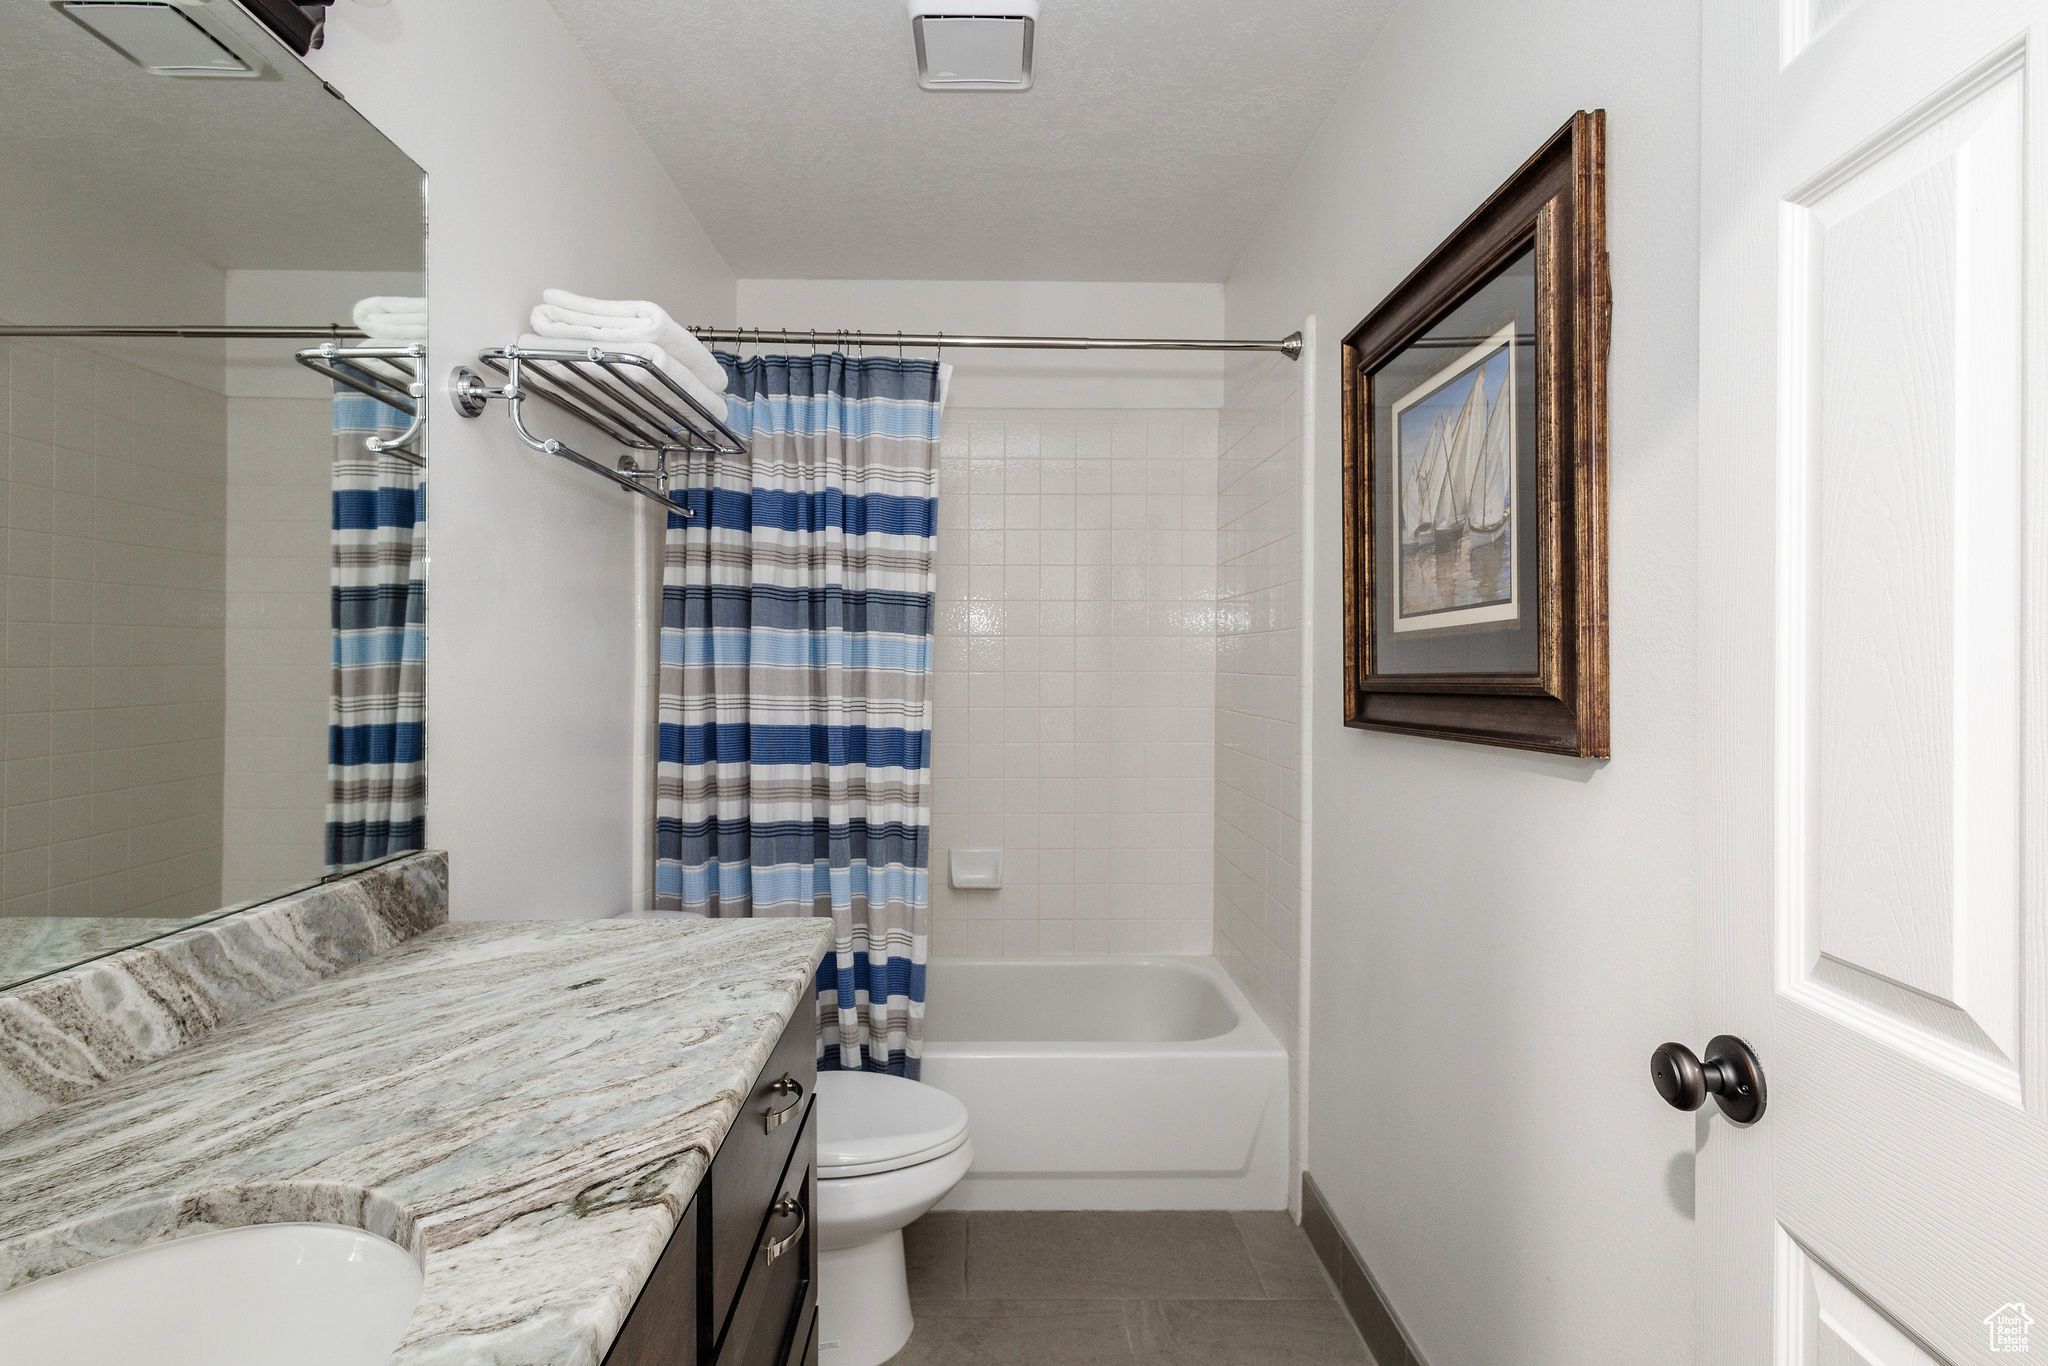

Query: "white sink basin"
<box><xmin>0</xmin><ymin>1222</ymin><xmax>422</xmax><ymax>1366</ymax></box>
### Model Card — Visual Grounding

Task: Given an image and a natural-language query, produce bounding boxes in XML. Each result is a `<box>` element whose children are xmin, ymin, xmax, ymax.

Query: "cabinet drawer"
<box><xmin>715</xmin><ymin>1109</ymin><xmax>815</xmax><ymax>1366</ymax></box>
<box><xmin>704</xmin><ymin>988</ymin><xmax>816</xmax><ymax>1348</ymax></box>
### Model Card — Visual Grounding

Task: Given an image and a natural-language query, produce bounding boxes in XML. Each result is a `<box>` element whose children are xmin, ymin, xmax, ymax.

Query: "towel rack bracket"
<box><xmin>449</xmin><ymin>365</ymin><xmax>499</xmax><ymax>419</ymax></box>
<box><xmin>451</xmin><ymin>346</ymin><xmax>748</xmax><ymax>516</ymax></box>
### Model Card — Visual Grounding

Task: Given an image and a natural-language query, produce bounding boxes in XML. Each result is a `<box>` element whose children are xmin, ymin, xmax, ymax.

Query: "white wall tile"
<box><xmin>930</xmin><ymin>407</ymin><xmax>1219</xmax><ymax>957</ymax></box>
<box><xmin>1212</xmin><ymin>348</ymin><xmax>1305</xmax><ymax>1109</ymax></box>
<box><xmin>1</xmin><ymin>338</ymin><xmax>227</xmax><ymax>921</ymax></box>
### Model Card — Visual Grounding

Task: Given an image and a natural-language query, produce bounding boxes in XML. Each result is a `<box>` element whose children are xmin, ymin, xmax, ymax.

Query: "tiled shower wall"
<box><xmin>2</xmin><ymin>339</ymin><xmax>227</xmax><ymax>919</ymax></box>
<box><xmin>927</xmin><ymin>408</ymin><xmax>1219</xmax><ymax>956</ymax></box>
<box><xmin>1213</xmin><ymin>350</ymin><xmax>1305</xmax><ymax>1057</ymax></box>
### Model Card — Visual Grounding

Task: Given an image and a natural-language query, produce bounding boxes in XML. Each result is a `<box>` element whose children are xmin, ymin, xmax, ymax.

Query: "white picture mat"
<box><xmin>1388</xmin><ymin>319</ymin><xmax>1520</xmax><ymax>633</ymax></box>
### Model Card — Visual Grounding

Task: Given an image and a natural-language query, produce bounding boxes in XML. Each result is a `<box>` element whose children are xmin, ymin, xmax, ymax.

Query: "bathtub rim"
<box><xmin>918</xmin><ymin>954</ymin><xmax>1285</xmax><ymax>1058</ymax></box>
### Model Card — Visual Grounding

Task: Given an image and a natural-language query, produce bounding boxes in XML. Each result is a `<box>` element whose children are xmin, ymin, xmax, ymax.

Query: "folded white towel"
<box><xmin>517</xmin><ymin>334</ymin><xmax>728</xmax><ymax>426</ymax></box>
<box><xmin>529</xmin><ymin>289</ymin><xmax>726</xmax><ymax>395</ymax></box>
<box><xmin>352</xmin><ymin>295</ymin><xmax>427</xmax><ymax>341</ymax></box>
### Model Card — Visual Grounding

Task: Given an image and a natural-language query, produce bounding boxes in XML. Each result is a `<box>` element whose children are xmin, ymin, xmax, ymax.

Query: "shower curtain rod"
<box><xmin>3</xmin><ymin>324</ymin><xmax>1308</xmax><ymax>357</ymax></box>
<box><xmin>4</xmin><ymin>324</ymin><xmax>1317</xmax><ymax>364</ymax></box>
<box><xmin>694</xmin><ymin>326</ymin><xmax>1304</xmax><ymax>360</ymax></box>
<box><xmin>0</xmin><ymin>324</ymin><xmax>366</xmax><ymax>340</ymax></box>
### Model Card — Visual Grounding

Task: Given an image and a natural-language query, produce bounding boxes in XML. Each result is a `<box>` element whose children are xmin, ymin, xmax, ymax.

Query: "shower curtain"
<box><xmin>657</xmin><ymin>352</ymin><xmax>944</xmax><ymax>1076</ymax></box>
<box><xmin>325</xmin><ymin>389</ymin><xmax>427</xmax><ymax>870</ymax></box>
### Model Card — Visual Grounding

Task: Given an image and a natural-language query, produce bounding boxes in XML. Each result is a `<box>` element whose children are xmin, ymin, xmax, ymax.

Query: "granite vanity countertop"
<box><xmin>0</xmin><ymin>916</ymin><xmax>833</xmax><ymax>1366</ymax></box>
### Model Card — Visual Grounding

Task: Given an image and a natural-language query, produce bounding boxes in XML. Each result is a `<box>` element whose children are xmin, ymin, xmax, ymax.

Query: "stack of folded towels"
<box><xmin>521</xmin><ymin>289</ymin><xmax>729</xmax><ymax>424</ymax></box>
<box><xmin>352</xmin><ymin>296</ymin><xmax>427</xmax><ymax>343</ymax></box>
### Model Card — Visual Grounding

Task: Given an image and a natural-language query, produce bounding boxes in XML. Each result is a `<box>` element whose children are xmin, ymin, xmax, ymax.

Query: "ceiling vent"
<box><xmin>54</xmin><ymin>2</ymin><xmax>258</xmax><ymax>76</ymax></box>
<box><xmin>909</xmin><ymin>0</ymin><xmax>1038</xmax><ymax>92</ymax></box>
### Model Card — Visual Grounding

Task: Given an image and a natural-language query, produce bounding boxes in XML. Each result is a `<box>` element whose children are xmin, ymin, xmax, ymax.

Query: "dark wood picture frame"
<box><xmin>1340</xmin><ymin>110</ymin><xmax>1610</xmax><ymax>757</ymax></box>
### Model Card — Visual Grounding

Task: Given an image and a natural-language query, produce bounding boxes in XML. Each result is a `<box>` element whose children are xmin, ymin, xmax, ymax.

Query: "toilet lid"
<box><xmin>814</xmin><ymin>1071</ymin><xmax>970</xmax><ymax>1178</ymax></box>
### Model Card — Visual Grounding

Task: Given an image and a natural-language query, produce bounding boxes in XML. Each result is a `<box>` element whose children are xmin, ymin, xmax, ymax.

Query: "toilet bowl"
<box><xmin>814</xmin><ymin>1071</ymin><xmax>972</xmax><ymax>1366</ymax></box>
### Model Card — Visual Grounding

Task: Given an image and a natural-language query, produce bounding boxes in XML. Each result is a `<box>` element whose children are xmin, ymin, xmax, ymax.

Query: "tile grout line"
<box><xmin>960</xmin><ymin>1209</ymin><xmax>974</xmax><ymax>1302</ymax></box>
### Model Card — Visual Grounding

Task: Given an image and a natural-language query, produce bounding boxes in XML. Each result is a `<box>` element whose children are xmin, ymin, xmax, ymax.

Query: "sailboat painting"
<box><xmin>1389</xmin><ymin>321</ymin><xmax>1519</xmax><ymax>632</ymax></box>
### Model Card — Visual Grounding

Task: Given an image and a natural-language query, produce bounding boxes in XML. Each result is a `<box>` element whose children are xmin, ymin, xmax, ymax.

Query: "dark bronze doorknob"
<box><xmin>1650</xmin><ymin>1035</ymin><xmax>1766</xmax><ymax>1125</ymax></box>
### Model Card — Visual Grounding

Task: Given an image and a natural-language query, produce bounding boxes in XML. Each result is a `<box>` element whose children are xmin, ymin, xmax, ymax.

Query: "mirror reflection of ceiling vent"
<box><xmin>54</xmin><ymin>2</ymin><xmax>259</xmax><ymax>77</ymax></box>
<box><xmin>909</xmin><ymin>0</ymin><xmax>1038</xmax><ymax>92</ymax></box>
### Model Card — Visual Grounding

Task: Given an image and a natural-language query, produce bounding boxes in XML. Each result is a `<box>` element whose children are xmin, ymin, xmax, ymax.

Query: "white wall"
<box><xmin>220</xmin><ymin>390</ymin><xmax>327</xmax><ymax>902</ymax></box>
<box><xmin>312</xmin><ymin>0</ymin><xmax>737</xmax><ymax>918</ymax></box>
<box><xmin>1224</xmin><ymin>3</ymin><xmax>1702</xmax><ymax>1363</ymax></box>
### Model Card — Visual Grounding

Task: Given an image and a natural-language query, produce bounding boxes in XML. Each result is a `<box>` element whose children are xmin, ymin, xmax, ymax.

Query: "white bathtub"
<box><xmin>920</xmin><ymin>956</ymin><xmax>1289</xmax><ymax>1210</ymax></box>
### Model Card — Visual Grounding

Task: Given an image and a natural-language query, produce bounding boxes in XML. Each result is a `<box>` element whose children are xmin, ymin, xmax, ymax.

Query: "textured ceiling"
<box><xmin>0</xmin><ymin>0</ymin><xmax>424</xmax><ymax>275</ymax></box>
<box><xmin>545</xmin><ymin>0</ymin><xmax>1395</xmax><ymax>281</ymax></box>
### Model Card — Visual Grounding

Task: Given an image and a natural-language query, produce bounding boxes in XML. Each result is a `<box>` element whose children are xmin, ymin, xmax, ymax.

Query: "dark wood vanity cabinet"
<box><xmin>606</xmin><ymin>992</ymin><xmax>818</xmax><ymax>1366</ymax></box>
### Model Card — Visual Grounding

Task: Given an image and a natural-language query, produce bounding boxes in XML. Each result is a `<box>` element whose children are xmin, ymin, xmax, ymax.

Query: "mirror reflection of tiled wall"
<box><xmin>3</xmin><ymin>338</ymin><xmax>228</xmax><ymax>921</ymax></box>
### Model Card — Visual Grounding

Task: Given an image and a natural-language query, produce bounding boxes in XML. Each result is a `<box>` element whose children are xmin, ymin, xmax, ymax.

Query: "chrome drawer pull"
<box><xmin>762</xmin><ymin>1073</ymin><xmax>805</xmax><ymax>1133</ymax></box>
<box><xmin>761</xmin><ymin>1194</ymin><xmax>806</xmax><ymax>1263</ymax></box>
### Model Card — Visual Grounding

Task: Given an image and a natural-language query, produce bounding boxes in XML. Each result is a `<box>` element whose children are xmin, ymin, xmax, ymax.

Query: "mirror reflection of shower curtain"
<box><xmin>326</xmin><ymin>389</ymin><xmax>425</xmax><ymax>871</ymax></box>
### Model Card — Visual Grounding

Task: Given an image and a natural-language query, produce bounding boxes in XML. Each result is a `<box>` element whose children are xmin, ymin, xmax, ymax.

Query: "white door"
<box><xmin>1698</xmin><ymin>1</ymin><xmax>2048</xmax><ymax>1362</ymax></box>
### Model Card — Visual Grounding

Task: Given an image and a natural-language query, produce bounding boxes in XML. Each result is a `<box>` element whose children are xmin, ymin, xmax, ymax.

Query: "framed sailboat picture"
<box><xmin>1390</xmin><ymin>321</ymin><xmax>1519</xmax><ymax>633</ymax></box>
<box><xmin>1340</xmin><ymin>111</ymin><xmax>1609</xmax><ymax>756</ymax></box>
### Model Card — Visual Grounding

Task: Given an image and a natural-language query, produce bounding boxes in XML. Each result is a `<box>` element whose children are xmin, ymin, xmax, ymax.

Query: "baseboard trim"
<box><xmin>1299</xmin><ymin>1172</ymin><xmax>1431</xmax><ymax>1366</ymax></box>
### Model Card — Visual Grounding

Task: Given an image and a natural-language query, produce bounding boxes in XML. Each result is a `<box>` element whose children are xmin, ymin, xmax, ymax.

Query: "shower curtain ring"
<box><xmin>897</xmin><ymin>331</ymin><xmax>904</xmax><ymax>358</ymax></box>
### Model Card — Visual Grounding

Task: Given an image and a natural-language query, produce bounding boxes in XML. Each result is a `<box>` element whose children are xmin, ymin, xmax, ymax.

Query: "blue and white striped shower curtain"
<box><xmin>326</xmin><ymin>390</ymin><xmax>426</xmax><ymax>870</ymax></box>
<box><xmin>656</xmin><ymin>352</ymin><xmax>943</xmax><ymax>1076</ymax></box>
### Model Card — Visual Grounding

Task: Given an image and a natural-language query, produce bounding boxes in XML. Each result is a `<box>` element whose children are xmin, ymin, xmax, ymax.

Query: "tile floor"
<box><xmin>882</xmin><ymin>1210</ymin><xmax>1378</xmax><ymax>1365</ymax></box>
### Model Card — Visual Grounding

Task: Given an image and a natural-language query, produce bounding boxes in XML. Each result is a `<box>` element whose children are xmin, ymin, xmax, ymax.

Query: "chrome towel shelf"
<box><xmin>448</xmin><ymin>346</ymin><xmax>747</xmax><ymax>514</ymax></box>
<box><xmin>294</xmin><ymin>342</ymin><xmax>427</xmax><ymax>464</ymax></box>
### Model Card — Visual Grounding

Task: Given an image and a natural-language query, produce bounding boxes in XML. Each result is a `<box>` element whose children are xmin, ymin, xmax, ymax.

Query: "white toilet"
<box><xmin>814</xmin><ymin>1071</ymin><xmax>973</xmax><ymax>1366</ymax></box>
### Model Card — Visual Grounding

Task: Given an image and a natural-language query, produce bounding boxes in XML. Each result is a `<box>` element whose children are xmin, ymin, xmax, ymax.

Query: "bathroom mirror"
<box><xmin>0</xmin><ymin>0</ymin><xmax>428</xmax><ymax>987</ymax></box>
